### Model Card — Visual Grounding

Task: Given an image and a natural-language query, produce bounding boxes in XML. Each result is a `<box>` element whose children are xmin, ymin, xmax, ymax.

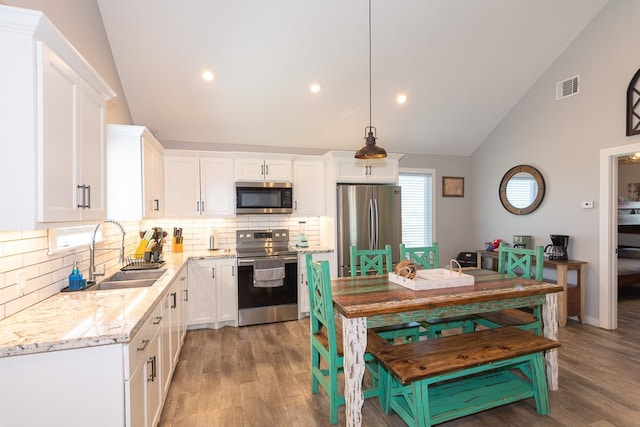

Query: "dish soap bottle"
<box><xmin>68</xmin><ymin>261</ymin><xmax>83</xmax><ymax>290</ymax></box>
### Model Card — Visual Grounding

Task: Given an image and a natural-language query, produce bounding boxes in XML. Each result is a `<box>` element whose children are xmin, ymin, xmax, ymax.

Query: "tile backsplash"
<box><xmin>142</xmin><ymin>215</ymin><xmax>321</xmax><ymax>252</ymax></box>
<box><xmin>0</xmin><ymin>215</ymin><xmax>321</xmax><ymax>320</ymax></box>
<box><xmin>0</xmin><ymin>221</ymin><xmax>141</xmax><ymax>320</ymax></box>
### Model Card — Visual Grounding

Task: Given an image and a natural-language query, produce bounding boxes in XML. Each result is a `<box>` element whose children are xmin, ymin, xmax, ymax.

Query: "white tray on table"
<box><xmin>389</xmin><ymin>265</ymin><xmax>475</xmax><ymax>291</ymax></box>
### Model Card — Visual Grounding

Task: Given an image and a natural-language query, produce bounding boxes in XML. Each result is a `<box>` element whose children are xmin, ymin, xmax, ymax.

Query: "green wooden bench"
<box><xmin>367</xmin><ymin>326</ymin><xmax>560</xmax><ymax>427</ymax></box>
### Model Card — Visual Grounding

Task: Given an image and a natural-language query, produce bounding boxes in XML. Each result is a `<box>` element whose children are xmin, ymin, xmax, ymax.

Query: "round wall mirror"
<box><xmin>499</xmin><ymin>165</ymin><xmax>545</xmax><ymax>215</ymax></box>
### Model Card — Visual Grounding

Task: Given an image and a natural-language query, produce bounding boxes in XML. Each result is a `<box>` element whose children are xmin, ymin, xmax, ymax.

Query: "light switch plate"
<box><xmin>581</xmin><ymin>201</ymin><xmax>594</xmax><ymax>209</ymax></box>
<box><xmin>16</xmin><ymin>270</ymin><xmax>27</xmax><ymax>295</ymax></box>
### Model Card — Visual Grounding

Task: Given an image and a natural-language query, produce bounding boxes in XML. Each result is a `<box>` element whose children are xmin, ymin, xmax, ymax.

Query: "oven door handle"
<box><xmin>237</xmin><ymin>255</ymin><xmax>298</xmax><ymax>266</ymax></box>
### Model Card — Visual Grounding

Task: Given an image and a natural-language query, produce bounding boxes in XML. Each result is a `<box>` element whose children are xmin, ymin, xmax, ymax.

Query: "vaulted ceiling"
<box><xmin>97</xmin><ymin>0</ymin><xmax>609</xmax><ymax>156</ymax></box>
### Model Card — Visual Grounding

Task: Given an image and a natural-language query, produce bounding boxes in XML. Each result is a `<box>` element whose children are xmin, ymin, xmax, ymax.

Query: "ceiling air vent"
<box><xmin>556</xmin><ymin>75</ymin><xmax>580</xmax><ymax>100</ymax></box>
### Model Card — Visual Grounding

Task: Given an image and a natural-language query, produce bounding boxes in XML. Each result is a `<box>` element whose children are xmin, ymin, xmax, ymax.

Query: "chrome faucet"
<box><xmin>89</xmin><ymin>219</ymin><xmax>126</xmax><ymax>282</ymax></box>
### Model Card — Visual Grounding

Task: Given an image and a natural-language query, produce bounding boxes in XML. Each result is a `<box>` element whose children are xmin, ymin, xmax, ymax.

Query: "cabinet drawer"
<box><xmin>124</xmin><ymin>302</ymin><xmax>163</xmax><ymax>379</ymax></box>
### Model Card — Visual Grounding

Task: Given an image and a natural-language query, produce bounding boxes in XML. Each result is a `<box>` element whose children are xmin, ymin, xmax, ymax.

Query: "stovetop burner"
<box><xmin>236</xmin><ymin>229</ymin><xmax>295</xmax><ymax>258</ymax></box>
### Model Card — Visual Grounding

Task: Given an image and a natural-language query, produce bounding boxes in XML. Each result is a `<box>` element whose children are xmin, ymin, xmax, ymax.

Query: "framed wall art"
<box><xmin>443</xmin><ymin>176</ymin><xmax>464</xmax><ymax>197</ymax></box>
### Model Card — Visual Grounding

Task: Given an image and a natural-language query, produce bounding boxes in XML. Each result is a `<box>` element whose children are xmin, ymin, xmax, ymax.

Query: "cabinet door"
<box><xmin>177</xmin><ymin>269</ymin><xmax>188</xmax><ymax>345</ymax></box>
<box><xmin>264</xmin><ymin>159</ymin><xmax>292</xmax><ymax>181</ymax></box>
<box><xmin>334</xmin><ymin>157</ymin><xmax>368</xmax><ymax>183</ymax></box>
<box><xmin>125</xmin><ymin>361</ymin><xmax>146</xmax><ymax>427</ymax></box>
<box><xmin>143</xmin><ymin>138</ymin><xmax>163</xmax><ymax>218</ymax></box>
<box><xmin>39</xmin><ymin>44</ymin><xmax>81</xmax><ymax>222</ymax></box>
<box><xmin>39</xmin><ymin>43</ymin><xmax>107</xmax><ymax>222</ymax></box>
<box><xmin>234</xmin><ymin>158</ymin><xmax>267</xmax><ymax>181</ymax></box>
<box><xmin>235</xmin><ymin>157</ymin><xmax>292</xmax><ymax>182</ymax></box>
<box><xmin>298</xmin><ymin>254</ymin><xmax>309</xmax><ymax>315</ymax></box>
<box><xmin>200</xmin><ymin>157</ymin><xmax>235</xmax><ymax>216</ymax></box>
<box><xmin>215</xmin><ymin>259</ymin><xmax>237</xmax><ymax>323</ymax></box>
<box><xmin>77</xmin><ymin>81</ymin><xmax>107</xmax><ymax>220</ymax></box>
<box><xmin>332</xmin><ymin>153</ymin><xmax>399</xmax><ymax>183</ymax></box>
<box><xmin>164</xmin><ymin>155</ymin><xmax>201</xmax><ymax>217</ymax></box>
<box><xmin>293</xmin><ymin>159</ymin><xmax>325</xmax><ymax>215</ymax></box>
<box><xmin>146</xmin><ymin>330</ymin><xmax>163</xmax><ymax>427</ymax></box>
<box><xmin>367</xmin><ymin>158</ymin><xmax>399</xmax><ymax>183</ymax></box>
<box><xmin>163</xmin><ymin>285</ymin><xmax>177</xmax><ymax>396</ymax></box>
<box><xmin>187</xmin><ymin>260</ymin><xmax>216</xmax><ymax>325</ymax></box>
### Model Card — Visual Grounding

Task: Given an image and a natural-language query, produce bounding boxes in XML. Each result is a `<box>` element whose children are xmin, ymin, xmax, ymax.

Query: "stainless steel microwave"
<box><xmin>235</xmin><ymin>182</ymin><xmax>293</xmax><ymax>214</ymax></box>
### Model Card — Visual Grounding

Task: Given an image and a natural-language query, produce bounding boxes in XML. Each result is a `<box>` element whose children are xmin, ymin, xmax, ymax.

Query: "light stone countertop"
<box><xmin>290</xmin><ymin>246</ymin><xmax>334</xmax><ymax>254</ymax></box>
<box><xmin>0</xmin><ymin>249</ymin><xmax>236</xmax><ymax>358</ymax></box>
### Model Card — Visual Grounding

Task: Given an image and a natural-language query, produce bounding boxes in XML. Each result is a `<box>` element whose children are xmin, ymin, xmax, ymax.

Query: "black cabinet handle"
<box><xmin>137</xmin><ymin>339</ymin><xmax>149</xmax><ymax>352</ymax></box>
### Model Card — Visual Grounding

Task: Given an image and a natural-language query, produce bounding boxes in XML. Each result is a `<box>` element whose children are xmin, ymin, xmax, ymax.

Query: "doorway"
<box><xmin>600</xmin><ymin>142</ymin><xmax>640</xmax><ymax>329</ymax></box>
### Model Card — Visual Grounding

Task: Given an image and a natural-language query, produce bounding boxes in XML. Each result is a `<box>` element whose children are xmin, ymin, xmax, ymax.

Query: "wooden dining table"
<box><xmin>331</xmin><ymin>268</ymin><xmax>563</xmax><ymax>427</ymax></box>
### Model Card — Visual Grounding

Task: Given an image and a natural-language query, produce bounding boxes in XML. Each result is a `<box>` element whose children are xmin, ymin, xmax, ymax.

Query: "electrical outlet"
<box><xmin>581</xmin><ymin>201</ymin><xmax>594</xmax><ymax>209</ymax></box>
<box><xmin>16</xmin><ymin>270</ymin><xmax>27</xmax><ymax>295</ymax></box>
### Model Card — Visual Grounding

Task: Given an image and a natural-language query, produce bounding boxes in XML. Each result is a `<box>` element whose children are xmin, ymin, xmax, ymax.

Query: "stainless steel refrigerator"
<box><xmin>336</xmin><ymin>184</ymin><xmax>402</xmax><ymax>277</ymax></box>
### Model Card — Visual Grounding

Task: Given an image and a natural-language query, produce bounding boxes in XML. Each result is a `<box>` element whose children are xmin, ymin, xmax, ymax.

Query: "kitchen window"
<box><xmin>399</xmin><ymin>169</ymin><xmax>434</xmax><ymax>247</ymax></box>
<box><xmin>48</xmin><ymin>225</ymin><xmax>101</xmax><ymax>254</ymax></box>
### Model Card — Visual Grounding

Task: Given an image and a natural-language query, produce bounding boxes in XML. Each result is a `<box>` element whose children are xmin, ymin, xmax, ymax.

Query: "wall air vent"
<box><xmin>556</xmin><ymin>75</ymin><xmax>580</xmax><ymax>100</ymax></box>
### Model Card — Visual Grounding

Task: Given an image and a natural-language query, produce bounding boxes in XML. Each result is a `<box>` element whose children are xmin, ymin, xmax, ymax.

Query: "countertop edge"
<box><xmin>0</xmin><ymin>250</ymin><xmax>235</xmax><ymax>358</ymax></box>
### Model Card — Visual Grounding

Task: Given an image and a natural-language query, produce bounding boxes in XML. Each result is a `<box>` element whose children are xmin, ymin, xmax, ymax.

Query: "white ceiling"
<box><xmin>97</xmin><ymin>0</ymin><xmax>609</xmax><ymax>156</ymax></box>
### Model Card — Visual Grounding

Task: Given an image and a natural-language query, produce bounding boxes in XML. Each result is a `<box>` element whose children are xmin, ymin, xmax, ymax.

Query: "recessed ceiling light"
<box><xmin>396</xmin><ymin>94</ymin><xmax>407</xmax><ymax>104</ymax></box>
<box><xmin>202</xmin><ymin>70</ymin><xmax>215</xmax><ymax>82</ymax></box>
<box><xmin>309</xmin><ymin>82</ymin><xmax>322</xmax><ymax>94</ymax></box>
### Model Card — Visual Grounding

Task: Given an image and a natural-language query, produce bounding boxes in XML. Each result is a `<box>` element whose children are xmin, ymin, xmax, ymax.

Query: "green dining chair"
<box><xmin>474</xmin><ymin>242</ymin><xmax>544</xmax><ymax>334</ymax></box>
<box><xmin>400</xmin><ymin>243</ymin><xmax>476</xmax><ymax>338</ymax></box>
<box><xmin>349</xmin><ymin>246</ymin><xmax>421</xmax><ymax>343</ymax></box>
<box><xmin>399</xmin><ymin>242</ymin><xmax>439</xmax><ymax>269</ymax></box>
<box><xmin>306</xmin><ymin>253</ymin><xmax>381</xmax><ymax>424</ymax></box>
<box><xmin>349</xmin><ymin>245</ymin><xmax>394</xmax><ymax>277</ymax></box>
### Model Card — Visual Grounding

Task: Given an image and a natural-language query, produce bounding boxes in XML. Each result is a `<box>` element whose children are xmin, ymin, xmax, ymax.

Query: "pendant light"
<box><xmin>355</xmin><ymin>0</ymin><xmax>387</xmax><ymax>159</ymax></box>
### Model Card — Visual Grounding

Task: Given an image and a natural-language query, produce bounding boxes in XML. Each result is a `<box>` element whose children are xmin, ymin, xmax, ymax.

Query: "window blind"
<box><xmin>399</xmin><ymin>172</ymin><xmax>433</xmax><ymax>247</ymax></box>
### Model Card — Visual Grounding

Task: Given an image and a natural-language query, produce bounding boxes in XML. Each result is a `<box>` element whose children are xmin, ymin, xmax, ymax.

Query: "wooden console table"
<box><xmin>476</xmin><ymin>250</ymin><xmax>586</xmax><ymax>327</ymax></box>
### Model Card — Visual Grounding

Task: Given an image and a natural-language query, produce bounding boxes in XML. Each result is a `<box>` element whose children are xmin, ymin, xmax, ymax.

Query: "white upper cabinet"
<box><xmin>0</xmin><ymin>6</ymin><xmax>115</xmax><ymax>229</ymax></box>
<box><xmin>107</xmin><ymin>125</ymin><xmax>164</xmax><ymax>220</ymax></box>
<box><xmin>164</xmin><ymin>154</ymin><xmax>201</xmax><ymax>217</ymax></box>
<box><xmin>329</xmin><ymin>151</ymin><xmax>403</xmax><ymax>184</ymax></box>
<box><xmin>292</xmin><ymin>157</ymin><xmax>325</xmax><ymax>216</ymax></box>
<box><xmin>200</xmin><ymin>157</ymin><xmax>235</xmax><ymax>216</ymax></box>
<box><xmin>234</xmin><ymin>155</ymin><xmax>293</xmax><ymax>182</ymax></box>
<box><xmin>164</xmin><ymin>150</ymin><xmax>234</xmax><ymax>217</ymax></box>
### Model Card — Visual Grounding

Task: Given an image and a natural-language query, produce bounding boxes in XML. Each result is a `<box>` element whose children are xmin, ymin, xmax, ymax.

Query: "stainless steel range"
<box><xmin>236</xmin><ymin>229</ymin><xmax>298</xmax><ymax>326</ymax></box>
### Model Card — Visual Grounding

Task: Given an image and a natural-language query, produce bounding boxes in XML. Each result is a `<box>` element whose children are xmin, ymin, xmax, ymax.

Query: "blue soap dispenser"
<box><xmin>69</xmin><ymin>261</ymin><xmax>82</xmax><ymax>290</ymax></box>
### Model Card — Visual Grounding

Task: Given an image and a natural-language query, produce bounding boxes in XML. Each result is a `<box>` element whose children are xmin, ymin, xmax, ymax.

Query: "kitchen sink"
<box><xmin>106</xmin><ymin>270</ymin><xmax>167</xmax><ymax>282</ymax></box>
<box><xmin>85</xmin><ymin>269</ymin><xmax>167</xmax><ymax>291</ymax></box>
<box><xmin>92</xmin><ymin>279</ymin><xmax>158</xmax><ymax>290</ymax></box>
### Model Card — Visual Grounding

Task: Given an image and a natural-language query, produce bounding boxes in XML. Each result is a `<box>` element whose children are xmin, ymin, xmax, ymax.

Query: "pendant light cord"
<box><xmin>368</xmin><ymin>0</ymin><xmax>372</xmax><ymax>129</ymax></box>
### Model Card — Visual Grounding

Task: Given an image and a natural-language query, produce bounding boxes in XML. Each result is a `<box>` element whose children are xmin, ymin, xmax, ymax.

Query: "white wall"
<box><xmin>470</xmin><ymin>0</ymin><xmax>640</xmax><ymax>325</ymax></box>
<box><xmin>6</xmin><ymin>0</ymin><xmax>132</xmax><ymax>124</ymax></box>
<box><xmin>399</xmin><ymin>154</ymin><xmax>473</xmax><ymax>264</ymax></box>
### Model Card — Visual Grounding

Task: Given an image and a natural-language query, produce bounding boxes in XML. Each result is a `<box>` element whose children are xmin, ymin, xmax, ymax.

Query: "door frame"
<box><xmin>599</xmin><ymin>141</ymin><xmax>640</xmax><ymax>330</ymax></box>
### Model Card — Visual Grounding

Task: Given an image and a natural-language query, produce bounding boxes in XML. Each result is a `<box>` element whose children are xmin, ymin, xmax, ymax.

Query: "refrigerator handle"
<box><xmin>368</xmin><ymin>198</ymin><xmax>375</xmax><ymax>250</ymax></box>
<box><xmin>373</xmin><ymin>198</ymin><xmax>379</xmax><ymax>249</ymax></box>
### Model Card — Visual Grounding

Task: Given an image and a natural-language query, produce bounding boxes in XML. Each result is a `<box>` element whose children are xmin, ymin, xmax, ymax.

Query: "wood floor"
<box><xmin>159</xmin><ymin>289</ymin><xmax>640</xmax><ymax>427</ymax></box>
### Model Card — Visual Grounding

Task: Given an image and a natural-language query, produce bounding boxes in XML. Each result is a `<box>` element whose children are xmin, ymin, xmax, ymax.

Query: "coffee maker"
<box><xmin>545</xmin><ymin>234</ymin><xmax>569</xmax><ymax>260</ymax></box>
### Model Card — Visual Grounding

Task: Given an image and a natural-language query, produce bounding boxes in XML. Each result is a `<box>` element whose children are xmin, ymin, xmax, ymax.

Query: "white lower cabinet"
<box><xmin>170</xmin><ymin>265</ymin><xmax>188</xmax><ymax>367</ymax></box>
<box><xmin>126</xmin><ymin>301</ymin><xmax>164</xmax><ymax>427</ymax></box>
<box><xmin>298</xmin><ymin>251</ymin><xmax>335</xmax><ymax>316</ymax></box>
<box><xmin>0</xmin><ymin>270</ymin><xmax>187</xmax><ymax>427</ymax></box>
<box><xmin>187</xmin><ymin>258</ymin><xmax>238</xmax><ymax>328</ymax></box>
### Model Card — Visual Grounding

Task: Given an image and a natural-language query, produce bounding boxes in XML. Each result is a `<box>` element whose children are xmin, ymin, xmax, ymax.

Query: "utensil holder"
<box><xmin>172</xmin><ymin>237</ymin><xmax>183</xmax><ymax>253</ymax></box>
